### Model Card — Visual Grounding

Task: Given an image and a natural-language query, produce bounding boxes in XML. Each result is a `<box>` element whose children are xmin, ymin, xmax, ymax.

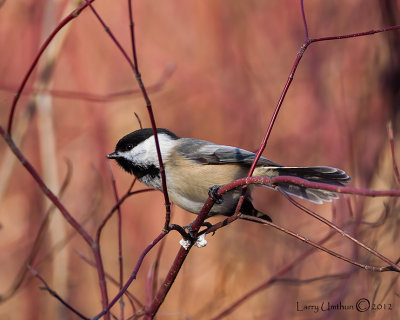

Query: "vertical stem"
<box><xmin>92</xmin><ymin>232</ymin><xmax>167</xmax><ymax>320</ymax></box>
<box><xmin>146</xmin><ymin>247</ymin><xmax>191</xmax><ymax>318</ymax></box>
<box><xmin>300</xmin><ymin>0</ymin><xmax>309</xmax><ymax>40</ymax></box>
<box><xmin>248</xmin><ymin>41</ymin><xmax>310</xmax><ymax>177</ymax></box>
<box><xmin>92</xmin><ymin>244</ymin><xmax>110</xmax><ymax>320</ymax></box>
<box><xmin>126</xmin><ymin>1</ymin><xmax>172</xmax><ymax>229</ymax></box>
<box><xmin>85</xmin><ymin>0</ymin><xmax>172</xmax><ymax>231</ymax></box>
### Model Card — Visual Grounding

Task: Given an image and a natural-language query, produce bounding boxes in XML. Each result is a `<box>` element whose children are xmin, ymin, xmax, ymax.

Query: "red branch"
<box><xmin>211</xmin><ymin>225</ymin><xmax>347</xmax><ymax>320</ymax></box>
<box><xmin>144</xmin><ymin>193</ymin><xmax>216</xmax><ymax>317</ymax></box>
<box><xmin>217</xmin><ymin>175</ymin><xmax>400</xmax><ymax>198</ymax></box>
<box><xmin>246</xmin><ymin>22</ymin><xmax>400</xmax><ymax>178</ymax></box>
<box><xmin>5</xmin><ymin>0</ymin><xmax>400</xmax><ymax>318</ymax></box>
<box><xmin>83</xmin><ymin>0</ymin><xmax>172</xmax><ymax>230</ymax></box>
<box><xmin>0</xmin><ymin>126</ymin><xmax>114</xmax><ymax>319</ymax></box>
<box><xmin>7</xmin><ymin>0</ymin><xmax>96</xmax><ymax>136</ymax></box>
<box><xmin>28</xmin><ymin>266</ymin><xmax>90</xmax><ymax>320</ymax></box>
<box><xmin>146</xmin><ymin>247</ymin><xmax>191</xmax><ymax>318</ymax></box>
<box><xmin>0</xmin><ymin>64</ymin><xmax>175</xmax><ymax>103</ymax></box>
<box><xmin>0</xmin><ymin>126</ymin><xmax>93</xmax><ymax>245</ymax></box>
<box><xmin>143</xmin><ymin>16</ymin><xmax>400</xmax><ymax>318</ymax></box>
<box><xmin>92</xmin><ymin>231</ymin><xmax>167</xmax><ymax>320</ymax></box>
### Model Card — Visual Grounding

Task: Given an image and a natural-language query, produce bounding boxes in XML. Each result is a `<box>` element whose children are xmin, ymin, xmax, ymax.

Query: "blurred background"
<box><xmin>1</xmin><ymin>0</ymin><xmax>400</xmax><ymax>319</ymax></box>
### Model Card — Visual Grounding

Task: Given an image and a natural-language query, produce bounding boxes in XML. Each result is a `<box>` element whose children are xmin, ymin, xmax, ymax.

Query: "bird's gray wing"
<box><xmin>177</xmin><ymin>138</ymin><xmax>280</xmax><ymax>167</ymax></box>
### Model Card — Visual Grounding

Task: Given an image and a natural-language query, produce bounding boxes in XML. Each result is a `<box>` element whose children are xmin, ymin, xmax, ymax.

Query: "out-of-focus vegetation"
<box><xmin>0</xmin><ymin>1</ymin><xmax>399</xmax><ymax>319</ymax></box>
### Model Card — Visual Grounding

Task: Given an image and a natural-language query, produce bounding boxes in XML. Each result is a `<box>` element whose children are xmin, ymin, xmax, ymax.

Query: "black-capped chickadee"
<box><xmin>107</xmin><ymin>128</ymin><xmax>350</xmax><ymax>222</ymax></box>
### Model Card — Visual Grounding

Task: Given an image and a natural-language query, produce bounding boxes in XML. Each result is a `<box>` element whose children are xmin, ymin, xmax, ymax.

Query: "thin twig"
<box><xmin>106</xmin><ymin>164</ymin><xmax>127</xmax><ymax>319</ymax></box>
<box><xmin>280</xmin><ymin>191</ymin><xmax>400</xmax><ymax>272</ymax></box>
<box><xmin>92</xmin><ymin>231</ymin><xmax>167</xmax><ymax>320</ymax></box>
<box><xmin>7</xmin><ymin>0</ymin><xmax>96</xmax><ymax>136</ymax></box>
<box><xmin>126</xmin><ymin>1</ymin><xmax>172</xmax><ymax>230</ymax></box>
<box><xmin>0</xmin><ymin>64</ymin><xmax>175</xmax><ymax>102</ymax></box>
<box><xmin>310</xmin><ymin>25</ymin><xmax>400</xmax><ymax>43</ymax></box>
<box><xmin>245</xmin><ymin>23</ymin><xmax>400</xmax><ymax>181</ymax></box>
<box><xmin>210</xmin><ymin>226</ymin><xmax>348</xmax><ymax>320</ymax></box>
<box><xmin>84</xmin><ymin>0</ymin><xmax>172</xmax><ymax>230</ymax></box>
<box><xmin>134</xmin><ymin>112</ymin><xmax>143</xmax><ymax>129</ymax></box>
<box><xmin>144</xmin><ymin>197</ymin><xmax>218</xmax><ymax>317</ymax></box>
<box><xmin>147</xmin><ymin>172</ymin><xmax>400</xmax><ymax>316</ymax></box>
<box><xmin>127</xmin><ymin>0</ymin><xmax>139</xmax><ymax>71</ymax></box>
<box><xmin>241</xmin><ymin>214</ymin><xmax>395</xmax><ymax>272</ymax></box>
<box><xmin>74</xmin><ymin>249</ymin><xmax>144</xmax><ymax>311</ymax></box>
<box><xmin>151</xmin><ymin>232</ymin><xmax>167</xmax><ymax>301</ymax></box>
<box><xmin>96</xmin><ymin>187</ymin><xmax>153</xmax><ymax>242</ymax></box>
<box><xmin>27</xmin><ymin>266</ymin><xmax>89</xmax><ymax>320</ymax></box>
<box><xmin>300</xmin><ymin>0</ymin><xmax>309</xmax><ymax>40</ymax></box>
<box><xmin>217</xmin><ymin>175</ymin><xmax>400</xmax><ymax>198</ymax></box>
<box><xmin>0</xmin><ymin>126</ymin><xmax>111</xmax><ymax>319</ymax></box>
<box><xmin>146</xmin><ymin>246</ymin><xmax>192</xmax><ymax>318</ymax></box>
<box><xmin>0</xmin><ymin>160</ymin><xmax>72</xmax><ymax>302</ymax></box>
<box><xmin>0</xmin><ymin>126</ymin><xmax>93</xmax><ymax>245</ymax></box>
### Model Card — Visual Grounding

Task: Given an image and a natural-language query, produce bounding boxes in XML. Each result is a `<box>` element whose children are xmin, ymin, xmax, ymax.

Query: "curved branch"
<box><xmin>92</xmin><ymin>231</ymin><xmax>167</xmax><ymax>320</ymax></box>
<box><xmin>7</xmin><ymin>0</ymin><xmax>96</xmax><ymax>136</ymax></box>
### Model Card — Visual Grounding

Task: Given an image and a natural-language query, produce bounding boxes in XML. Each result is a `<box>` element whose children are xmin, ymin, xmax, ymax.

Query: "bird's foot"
<box><xmin>208</xmin><ymin>185</ymin><xmax>223</xmax><ymax>204</ymax></box>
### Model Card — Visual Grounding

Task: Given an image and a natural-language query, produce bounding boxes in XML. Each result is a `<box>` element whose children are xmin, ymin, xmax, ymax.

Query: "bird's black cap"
<box><xmin>107</xmin><ymin>128</ymin><xmax>179</xmax><ymax>158</ymax></box>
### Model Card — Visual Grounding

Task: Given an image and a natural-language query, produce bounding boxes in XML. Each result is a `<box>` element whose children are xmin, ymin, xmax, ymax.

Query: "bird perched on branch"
<box><xmin>107</xmin><ymin>128</ymin><xmax>350</xmax><ymax>222</ymax></box>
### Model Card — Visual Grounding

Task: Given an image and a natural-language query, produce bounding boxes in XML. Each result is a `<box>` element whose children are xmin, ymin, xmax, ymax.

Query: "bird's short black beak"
<box><xmin>106</xmin><ymin>152</ymin><xmax>118</xmax><ymax>159</ymax></box>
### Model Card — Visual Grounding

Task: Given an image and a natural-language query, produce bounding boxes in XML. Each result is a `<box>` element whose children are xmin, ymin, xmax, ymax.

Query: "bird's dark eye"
<box><xmin>125</xmin><ymin>144</ymin><xmax>134</xmax><ymax>151</ymax></box>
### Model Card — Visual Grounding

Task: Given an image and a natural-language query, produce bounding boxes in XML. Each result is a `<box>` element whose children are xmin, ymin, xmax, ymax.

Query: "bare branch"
<box><xmin>28</xmin><ymin>266</ymin><xmax>90</xmax><ymax>320</ymax></box>
<box><xmin>7</xmin><ymin>0</ymin><xmax>96</xmax><ymax>136</ymax></box>
<box><xmin>280</xmin><ymin>191</ymin><xmax>400</xmax><ymax>272</ymax></box>
<box><xmin>0</xmin><ymin>63</ymin><xmax>175</xmax><ymax>103</ymax></box>
<box><xmin>0</xmin><ymin>126</ymin><xmax>93</xmax><ymax>245</ymax></box>
<box><xmin>83</xmin><ymin>0</ymin><xmax>172</xmax><ymax>230</ymax></box>
<box><xmin>0</xmin><ymin>160</ymin><xmax>72</xmax><ymax>302</ymax></box>
<box><xmin>92</xmin><ymin>231</ymin><xmax>167</xmax><ymax>320</ymax></box>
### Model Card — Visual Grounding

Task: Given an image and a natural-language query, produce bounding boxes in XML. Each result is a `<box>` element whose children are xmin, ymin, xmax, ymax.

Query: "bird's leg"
<box><xmin>182</xmin><ymin>221</ymin><xmax>213</xmax><ymax>235</ymax></box>
<box><xmin>180</xmin><ymin>221</ymin><xmax>213</xmax><ymax>249</ymax></box>
<box><xmin>208</xmin><ymin>185</ymin><xmax>223</xmax><ymax>204</ymax></box>
<box><xmin>169</xmin><ymin>224</ymin><xmax>192</xmax><ymax>240</ymax></box>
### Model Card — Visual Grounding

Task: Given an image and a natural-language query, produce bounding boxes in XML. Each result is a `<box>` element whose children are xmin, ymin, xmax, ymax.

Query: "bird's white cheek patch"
<box><xmin>124</xmin><ymin>149</ymin><xmax>146</xmax><ymax>165</ymax></box>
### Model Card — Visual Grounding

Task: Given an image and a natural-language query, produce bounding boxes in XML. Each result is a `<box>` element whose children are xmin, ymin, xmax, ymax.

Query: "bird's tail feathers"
<box><xmin>257</xmin><ymin>166</ymin><xmax>350</xmax><ymax>204</ymax></box>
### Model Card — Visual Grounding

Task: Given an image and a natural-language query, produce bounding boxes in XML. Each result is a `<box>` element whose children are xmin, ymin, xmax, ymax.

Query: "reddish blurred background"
<box><xmin>1</xmin><ymin>0</ymin><xmax>400</xmax><ymax>319</ymax></box>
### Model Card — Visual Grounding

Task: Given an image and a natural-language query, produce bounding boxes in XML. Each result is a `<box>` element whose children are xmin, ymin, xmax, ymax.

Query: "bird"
<box><xmin>107</xmin><ymin>128</ymin><xmax>350</xmax><ymax>222</ymax></box>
